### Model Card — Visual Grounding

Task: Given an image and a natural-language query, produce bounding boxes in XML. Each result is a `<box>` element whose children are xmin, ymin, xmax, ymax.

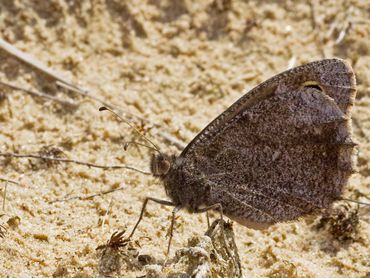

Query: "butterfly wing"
<box><xmin>178</xmin><ymin>59</ymin><xmax>356</xmax><ymax>228</ymax></box>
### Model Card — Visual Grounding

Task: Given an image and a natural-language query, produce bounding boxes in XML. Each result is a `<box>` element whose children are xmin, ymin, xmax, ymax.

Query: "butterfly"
<box><xmin>102</xmin><ymin>58</ymin><xmax>356</xmax><ymax>253</ymax></box>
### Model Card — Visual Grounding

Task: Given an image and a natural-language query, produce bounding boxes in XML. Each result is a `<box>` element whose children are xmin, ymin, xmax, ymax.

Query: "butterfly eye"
<box><xmin>159</xmin><ymin>159</ymin><xmax>171</xmax><ymax>176</ymax></box>
<box><xmin>150</xmin><ymin>155</ymin><xmax>171</xmax><ymax>176</ymax></box>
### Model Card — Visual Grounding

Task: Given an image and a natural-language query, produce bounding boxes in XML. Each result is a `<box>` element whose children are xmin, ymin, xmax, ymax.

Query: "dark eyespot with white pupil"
<box><xmin>304</xmin><ymin>84</ymin><xmax>322</xmax><ymax>91</ymax></box>
<box><xmin>302</xmin><ymin>81</ymin><xmax>323</xmax><ymax>92</ymax></box>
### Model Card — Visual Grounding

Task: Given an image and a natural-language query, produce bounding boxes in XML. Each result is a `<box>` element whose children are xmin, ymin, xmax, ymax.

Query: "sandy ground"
<box><xmin>0</xmin><ymin>0</ymin><xmax>369</xmax><ymax>277</ymax></box>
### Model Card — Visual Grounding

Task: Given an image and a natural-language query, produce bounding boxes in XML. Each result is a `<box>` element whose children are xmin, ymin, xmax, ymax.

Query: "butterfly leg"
<box><xmin>206</xmin><ymin>211</ymin><xmax>211</xmax><ymax>229</ymax></box>
<box><xmin>127</xmin><ymin>197</ymin><xmax>176</xmax><ymax>240</ymax></box>
<box><xmin>196</xmin><ymin>203</ymin><xmax>224</xmax><ymax>221</ymax></box>
<box><xmin>166</xmin><ymin>205</ymin><xmax>182</xmax><ymax>255</ymax></box>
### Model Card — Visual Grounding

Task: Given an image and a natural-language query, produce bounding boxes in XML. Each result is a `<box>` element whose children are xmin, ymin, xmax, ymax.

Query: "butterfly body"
<box><xmin>151</xmin><ymin>58</ymin><xmax>356</xmax><ymax>229</ymax></box>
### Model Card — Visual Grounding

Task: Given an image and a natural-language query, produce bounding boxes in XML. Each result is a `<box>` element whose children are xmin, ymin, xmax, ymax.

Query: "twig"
<box><xmin>0</xmin><ymin>81</ymin><xmax>77</xmax><ymax>107</ymax></box>
<box><xmin>0</xmin><ymin>152</ymin><xmax>151</xmax><ymax>175</ymax></box>
<box><xmin>0</xmin><ymin>39</ymin><xmax>145</xmax><ymax>120</ymax></box>
<box><xmin>0</xmin><ymin>39</ymin><xmax>186</xmax><ymax>150</ymax></box>
<box><xmin>0</xmin><ymin>38</ymin><xmax>86</xmax><ymax>94</ymax></box>
<box><xmin>0</xmin><ymin>177</ymin><xmax>22</xmax><ymax>186</ymax></box>
<box><xmin>59</xmin><ymin>82</ymin><xmax>186</xmax><ymax>151</ymax></box>
<box><xmin>352</xmin><ymin>190</ymin><xmax>370</xmax><ymax>201</ymax></box>
<box><xmin>152</xmin><ymin>129</ymin><xmax>187</xmax><ymax>150</ymax></box>
<box><xmin>341</xmin><ymin>198</ymin><xmax>370</xmax><ymax>207</ymax></box>
<box><xmin>99</xmin><ymin>106</ymin><xmax>186</xmax><ymax>151</ymax></box>
<box><xmin>56</xmin><ymin>81</ymin><xmax>145</xmax><ymax>122</ymax></box>
<box><xmin>50</xmin><ymin>187</ymin><xmax>124</xmax><ymax>203</ymax></box>
<box><xmin>0</xmin><ymin>39</ymin><xmax>145</xmax><ymax>119</ymax></box>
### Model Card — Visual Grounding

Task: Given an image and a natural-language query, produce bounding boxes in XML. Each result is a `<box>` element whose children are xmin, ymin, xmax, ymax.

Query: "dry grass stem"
<box><xmin>0</xmin><ymin>81</ymin><xmax>77</xmax><ymax>107</ymax></box>
<box><xmin>0</xmin><ymin>152</ymin><xmax>150</xmax><ymax>174</ymax></box>
<box><xmin>50</xmin><ymin>187</ymin><xmax>124</xmax><ymax>203</ymax></box>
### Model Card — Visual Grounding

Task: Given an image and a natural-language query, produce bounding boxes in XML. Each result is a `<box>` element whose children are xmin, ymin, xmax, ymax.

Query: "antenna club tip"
<box><xmin>99</xmin><ymin>106</ymin><xmax>108</xmax><ymax>111</ymax></box>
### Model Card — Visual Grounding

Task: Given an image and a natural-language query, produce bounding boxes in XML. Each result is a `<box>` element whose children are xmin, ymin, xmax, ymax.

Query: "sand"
<box><xmin>0</xmin><ymin>0</ymin><xmax>369</xmax><ymax>277</ymax></box>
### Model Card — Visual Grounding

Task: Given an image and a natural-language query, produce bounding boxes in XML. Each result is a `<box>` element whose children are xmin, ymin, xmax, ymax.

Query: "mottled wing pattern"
<box><xmin>180</xmin><ymin>59</ymin><xmax>356</xmax><ymax>228</ymax></box>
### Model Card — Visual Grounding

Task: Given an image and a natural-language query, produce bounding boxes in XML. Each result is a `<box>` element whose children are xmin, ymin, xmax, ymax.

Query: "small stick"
<box><xmin>0</xmin><ymin>39</ymin><xmax>186</xmax><ymax>150</ymax></box>
<box><xmin>0</xmin><ymin>39</ymin><xmax>146</xmax><ymax>119</ymax></box>
<box><xmin>100</xmin><ymin>106</ymin><xmax>187</xmax><ymax>151</ymax></box>
<box><xmin>57</xmin><ymin>81</ymin><xmax>145</xmax><ymax>122</ymax></box>
<box><xmin>50</xmin><ymin>187</ymin><xmax>125</xmax><ymax>203</ymax></box>
<box><xmin>0</xmin><ymin>81</ymin><xmax>77</xmax><ymax>107</ymax></box>
<box><xmin>0</xmin><ymin>177</ymin><xmax>22</xmax><ymax>186</ymax></box>
<box><xmin>152</xmin><ymin>129</ymin><xmax>187</xmax><ymax>150</ymax></box>
<box><xmin>341</xmin><ymin>198</ymin><xmax>370</xmax><ymax>206</ymax></box>
<box><xmin>60</xmin><ymin>83</ymin><xmax>185</xmax><ymax>151</ymax></box>
<box><xmin>0</xmin><ymin>152</ymin><xmax>151</xmax><ymax>174</ymax></box>
<box><xmin>0</xmin><ymin>38</ymin><xmax>86</xmax><ymax>94</ymax></box>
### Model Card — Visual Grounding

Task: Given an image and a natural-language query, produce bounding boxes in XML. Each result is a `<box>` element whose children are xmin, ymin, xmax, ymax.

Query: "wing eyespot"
<box><xmin>301</xmin><ymin>81</ymin><xmax>323</xmax><ymax>92</ymax></box>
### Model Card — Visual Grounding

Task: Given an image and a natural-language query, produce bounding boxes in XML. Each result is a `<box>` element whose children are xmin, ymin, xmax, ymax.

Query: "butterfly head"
<box><xmin>150</xmin><ymin>154</ymin><xmax>172</xmax><ymax>177</ymax></box>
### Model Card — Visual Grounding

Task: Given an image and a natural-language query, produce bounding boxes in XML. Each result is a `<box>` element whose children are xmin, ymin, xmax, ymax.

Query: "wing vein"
<box><xmin>219</xmin><ymin>187</ymin><xmax>278</xmax><ymax>223</ymax></box>
<box><xmin>206</xmin><ymin>171</ymin><xmax>321</xmax><ymax>211</ymax></box>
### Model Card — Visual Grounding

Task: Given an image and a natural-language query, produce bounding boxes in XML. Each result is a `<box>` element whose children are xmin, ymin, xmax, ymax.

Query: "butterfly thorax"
<box><xmin>150</xmin><ymin>153</ymin><xmax>182</xmax><ymax>205</ymax></box>
<box><xmin>150</xmin><ymin>153</ymin><xmax>209</xmax><ymax>211</ymax></box>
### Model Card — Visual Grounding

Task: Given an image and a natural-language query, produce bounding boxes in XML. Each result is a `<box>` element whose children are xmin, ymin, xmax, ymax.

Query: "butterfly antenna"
<box><xmin>99</xmin><ymin>107</ymin><xmax>161</xmax><ymax>154</ymax></box>
<box><xmin>123</xmin><ymin>141</ymin><xmax>159</xmax><ymax>153</ymax></box>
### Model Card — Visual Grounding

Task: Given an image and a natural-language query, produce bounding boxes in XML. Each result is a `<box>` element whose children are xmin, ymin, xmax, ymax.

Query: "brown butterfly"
<box><xmin>101</xmin><ymin>58</ymin><xmax>356</xmax><ymax>253</ymax></box>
